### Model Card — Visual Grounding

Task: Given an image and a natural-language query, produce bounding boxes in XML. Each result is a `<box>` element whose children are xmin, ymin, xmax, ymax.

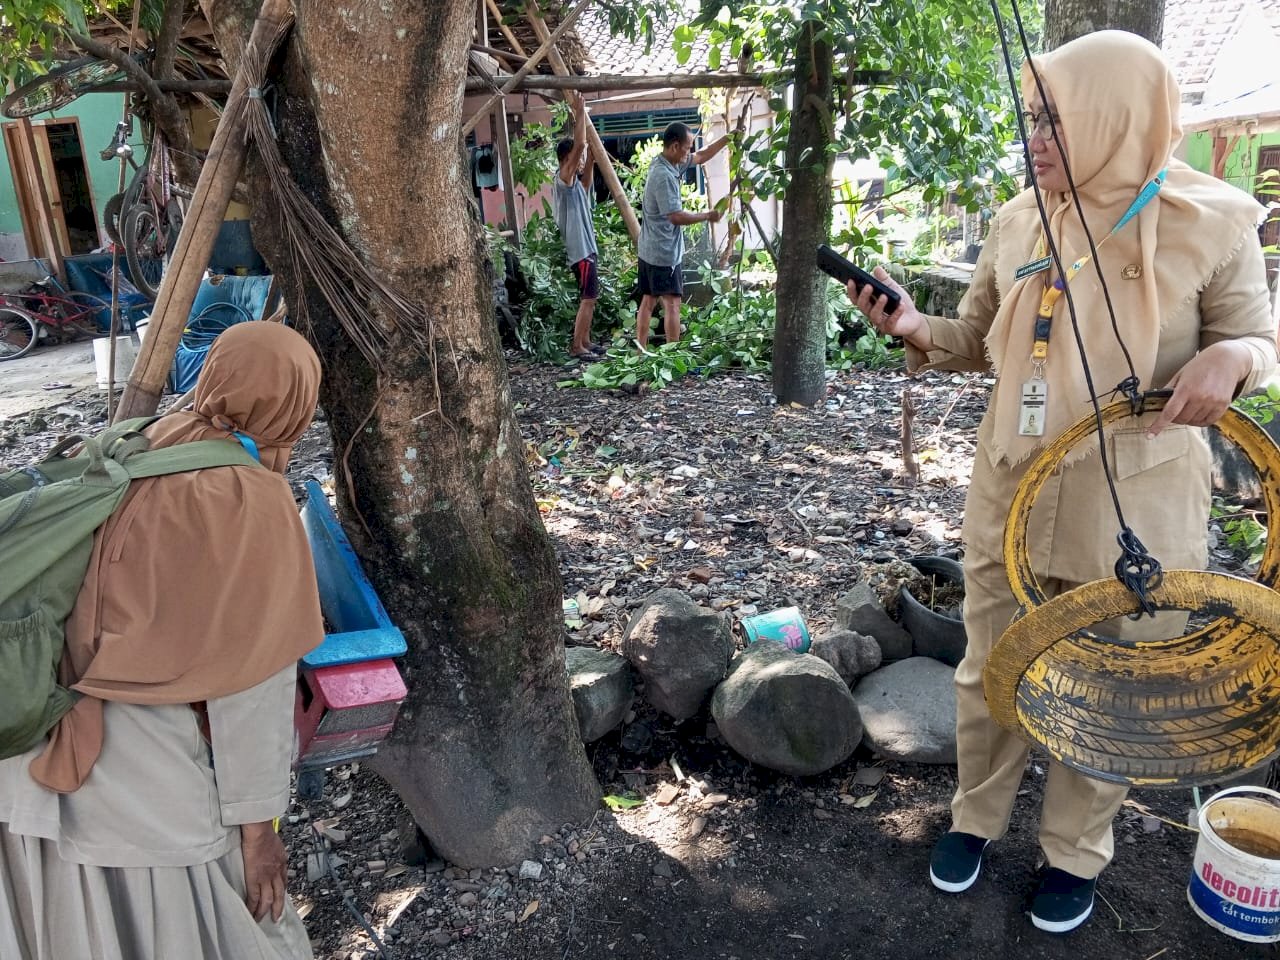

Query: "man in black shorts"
<box><xmin>635</xmin><ymin>121</ymin><xmax>730</xmax><ymax>349</ymax></box>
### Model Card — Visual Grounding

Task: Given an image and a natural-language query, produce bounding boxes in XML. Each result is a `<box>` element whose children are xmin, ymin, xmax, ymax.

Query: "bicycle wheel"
<box><xmin>2</xmin><ymin>58</ymin><xmax>125</xmax><ymax>119</ymax></box>
<box><xmin>102</xmin><ymin>193</ymin><xmax>125</xmax><ymax>246</ymax></box>
<box><xmin>0</xmin><ymin>309</ymin><xmax>38</xmax><ymax>361</ymax></box>
<box><xmin>122</xmin><ymin>204</ymin><xmax>166</xmax><ymax>301</ymax></box>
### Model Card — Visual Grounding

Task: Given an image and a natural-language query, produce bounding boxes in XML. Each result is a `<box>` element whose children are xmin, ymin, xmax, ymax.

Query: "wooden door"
<box><xmin>2</xmin><ymin>119</ymin><xmax>70</xmax><ymax>260</ymax></box>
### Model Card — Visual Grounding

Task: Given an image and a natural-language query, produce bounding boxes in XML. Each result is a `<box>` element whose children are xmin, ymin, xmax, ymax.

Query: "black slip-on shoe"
<box><xmin>929</xmin><ymin>831</ymin><xmax>991</xmax><ymax>893</ymax></box>
<box><xmin>1030</xmin><ymin>867</ymin><xmax>1096</xmax><ymax>933</ymax></box>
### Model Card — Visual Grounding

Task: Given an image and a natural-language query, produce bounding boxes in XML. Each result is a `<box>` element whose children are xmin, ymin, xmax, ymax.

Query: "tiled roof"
<box><xmin>575</xmin><ymin>3</ymin><xmax>714</xmax><ymax>75</ymax></box>
<box><xmin>1164</xmin><ymin>0</ymin><xmax>1280</xmax><ymax>94</ymax></box>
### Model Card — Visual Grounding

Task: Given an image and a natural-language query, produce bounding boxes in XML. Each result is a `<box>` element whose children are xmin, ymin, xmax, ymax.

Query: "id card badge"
<box><xmin>1018</xmin><ymin>380</ymin><xmax>1048</xmax><ymax>436</ymax></box>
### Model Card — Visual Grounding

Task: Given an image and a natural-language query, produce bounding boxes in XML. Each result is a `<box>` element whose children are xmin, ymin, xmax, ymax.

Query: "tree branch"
<box><xmin>67</xmin><ymin>31</ymin><xmax>166</xmax><ymax>104</ymax></box>
<box><xmin>67</xmin><ymin>29</ymin><xmax>199</xmax><ymax>187</ymax></box>
<box><xmin>154</xmin><ymin>0</ymin><xmax>188</xmax><ymax>80</ymax></box>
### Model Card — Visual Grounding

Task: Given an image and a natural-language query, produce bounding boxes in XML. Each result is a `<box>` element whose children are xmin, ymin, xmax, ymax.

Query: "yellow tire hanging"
<box><xmin>985</xmin><ymin>395</ymin><xmax>1280</xmax><ymax>786</ymax></box>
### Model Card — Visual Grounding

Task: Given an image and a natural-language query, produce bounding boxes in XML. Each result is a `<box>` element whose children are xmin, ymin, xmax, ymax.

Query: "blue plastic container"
<box><xmin>300</xmin><ymin>480</ymin><xmax>407</xmax><ymax>668</ymax></box>
<box><xmin>741</xmin><ymin>606</ymin><xmax>811</xmax><ymax>653</ymax></box>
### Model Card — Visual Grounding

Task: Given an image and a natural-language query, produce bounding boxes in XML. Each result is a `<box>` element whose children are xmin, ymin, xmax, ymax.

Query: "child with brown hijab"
<box><xmin>0</xmin><ymin>322</ymin><xmax>325</xmax><ymax>959</ymax></box>
<box><xmin>848</xmin><ymin>31</ymin><xmax>1278</xmax><ymax>933</ymax></box>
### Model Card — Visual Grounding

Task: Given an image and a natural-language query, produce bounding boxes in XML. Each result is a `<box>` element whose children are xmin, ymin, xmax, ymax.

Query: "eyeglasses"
<box><xmin>1022</xmin><ymin>110</ymin><xmax>1061</xmax><ymax>141</ymax></box>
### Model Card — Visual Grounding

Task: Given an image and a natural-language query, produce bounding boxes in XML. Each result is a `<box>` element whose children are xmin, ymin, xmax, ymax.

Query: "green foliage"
<box><xmin>559</xmin><ymin>255</ymin><xmax>902</xmax><ymax>391</ymax></box>
<box><xmin>671</xmin><ymin>1</ymin><xmax>1027</xmax><ymax>216</ymax></box>
<box><xmin>1211</xmin><ymin>497</ymin><xmax>1267</xmax><ymax>569</ymax></box>
<box><xmin>1217</xmin><ymin>382</ymin><xmax>1280</xmax><ymax>568</ymax></box>
<box><xmin>508</xmin><ymin>101</ymin><xmax>571</xmax><ymax>203</ymax></box>
<box><xmin>495</xmin><ymin>210</ymin><xmax>636</xmax><ymax>363</ymax></box>
<box><xmin>1233</xmin><ymin>382</ymin><xmax>1280</xmax><ymax>425</ymax></box>
<box><xmin>0</xmin><ymin>1</ymin><xmax>161</xmax><ymax>86</ymax></box>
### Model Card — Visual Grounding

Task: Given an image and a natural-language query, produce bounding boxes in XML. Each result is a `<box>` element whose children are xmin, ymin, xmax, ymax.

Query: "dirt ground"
<box><xmin>1</xmin><ymin>351</ymin><xmax>1275</xmax><ymax>960</ymax></box>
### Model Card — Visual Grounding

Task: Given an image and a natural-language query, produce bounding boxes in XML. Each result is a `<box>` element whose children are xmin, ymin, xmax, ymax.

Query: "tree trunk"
<box><xmin>1044</xmin><ymin>0</ymin><xmax>1163</xmax><ymax>49</ymax></box>
<box><xmin>771</xmin><ymin>21</ymin><xmax>834</xmax><ymax>406</ymax></box>
<box><xmin>206</xmin><ymin>0</ymin><xmax>599</xmax><ymax>867</ymax></box>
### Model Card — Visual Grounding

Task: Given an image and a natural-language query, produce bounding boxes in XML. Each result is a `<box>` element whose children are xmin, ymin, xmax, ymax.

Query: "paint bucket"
<box><xmin>1188</xmin><ymin>786</ymin><xmax>1280</xmax><ymax>942</ymax></box>
<box><xmin>741</xmin><ymin>607</ymin><xmax>810</xmax><ymax>654</ymax></box>
<box><xmin>93</xmin><ymin>335</ymin><xmax>139</xmax><ymax>391</ymax></box>
<box><xmin>134</xmin><ymin>318</ymin><xmax>150</xmax><ymax>344</ymax></box>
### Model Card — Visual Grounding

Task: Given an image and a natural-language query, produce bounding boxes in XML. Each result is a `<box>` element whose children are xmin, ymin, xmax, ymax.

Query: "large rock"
<box><xmin>835</xmin><ymin>583</ymin><xmax>913</xmax><ymax>662</ymax></box>
<box><xmin>621</xmin><ymin>589</ymin><xmax>734</xmax><ymax>721</ymax></box>
<box><xmin>565</xmin><ymin>646</ymin><xmax>634</xmax><ymax>742</ymax></box>
<box><xmin>808</xmin><ymin>629</ymin><xmax>882</xmax><ymax>685</ymax></box>
<box><xmin>852</xmin><ymin>657</ymin><xmax>956</xmax><ymax>764</ymax></box>
<box><xmin>711</xmin><ymin>641</ymin><xmax>863</xmax><ymax>776</ymax></box>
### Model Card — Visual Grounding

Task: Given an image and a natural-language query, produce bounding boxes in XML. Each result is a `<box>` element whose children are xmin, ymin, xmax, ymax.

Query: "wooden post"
<box><xmin>12</xmin><ymin>120</ymin><xmax>65</xmax><ymax>283</ymax></box>
<box><xmin>461</xmin><ymin>0</ymin><xmax>594</xmax><ymax>136</ymax></box>
<box><xmin>114</xmin><ymin>0</ymin><xmax>293</xmax><ymax>422</ymax></box>
<box><xmin>491</xmin><ymin>108</ymin><xmax>521</xmax><ymax>246</ymax></box>
<box><xmin>524</xmin><ymin>3</ymin><xmax>641</xmax><ymax>245</ymax></box>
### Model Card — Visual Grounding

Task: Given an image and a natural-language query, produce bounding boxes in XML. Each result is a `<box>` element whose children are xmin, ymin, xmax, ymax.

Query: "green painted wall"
<box><xmin>1185</xmin><ymin>129</ymin><xmax>1280</xmax><ymax>194</ymax></box>
<box><xmin>0</xmin><ymin>91</ymin><xmax>143</xmax><ymax>246</ymax></box>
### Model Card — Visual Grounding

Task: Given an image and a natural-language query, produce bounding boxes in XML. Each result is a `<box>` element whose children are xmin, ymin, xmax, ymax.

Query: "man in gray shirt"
<box><xmin>636</xmin><ymin>121</ymin><xmax>730</xmax><ymax>349</ymax></box>
<box><xmin>553</xmin><ymin>92</ymin><xmax>602</xmax><ymax>360</ymax></box>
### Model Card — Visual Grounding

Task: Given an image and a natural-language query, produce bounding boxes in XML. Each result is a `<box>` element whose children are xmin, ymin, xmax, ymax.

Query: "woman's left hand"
<box><xmin>1147</xmin><ymin>341</ymin><xmax>1252</xmax><ymax>436</ymax></box>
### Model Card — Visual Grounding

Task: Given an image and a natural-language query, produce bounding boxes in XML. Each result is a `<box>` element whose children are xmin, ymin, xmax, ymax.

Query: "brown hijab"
<box><xmin>30</xmin><ymin>322</ymin><xmax>325</xmax><ymax>792</ymax></box>
<box><xmin>985</xmin><ymin>30</ymin><xmax>1264</xmax><ymax>466</ymax></box>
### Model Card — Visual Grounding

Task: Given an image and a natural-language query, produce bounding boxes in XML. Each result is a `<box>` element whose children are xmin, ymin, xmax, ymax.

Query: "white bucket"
<box><xmin>93</xmin><ymin>336</ymin><xmax>139</xmax><ymax>391</ymax></box>
<box><xmin>1188</xmin><ymin>786</ymin><xmax>1280</xmax><ymax>942</ymax></box>
<box><xmin>134</xmin><ymin>318</ymin><xmax>151</xmax><ymax>344</ymax></box>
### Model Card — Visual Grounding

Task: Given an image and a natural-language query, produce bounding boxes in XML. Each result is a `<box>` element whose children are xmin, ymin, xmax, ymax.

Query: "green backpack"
<box><xmin>0</xmin><ymin>416</ymin><xmax>263</xmax><ymax>760</ymax></box>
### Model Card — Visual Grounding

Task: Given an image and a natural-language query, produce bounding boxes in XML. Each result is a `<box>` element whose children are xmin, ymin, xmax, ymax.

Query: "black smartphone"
<box><xmin>816</xmin><ymin>244</ymin><xmax>901</xmax><ymax>315</ymax></box>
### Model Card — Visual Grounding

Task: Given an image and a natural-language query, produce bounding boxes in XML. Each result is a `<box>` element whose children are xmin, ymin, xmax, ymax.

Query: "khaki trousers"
<box><xmin>950</xmin><ymin>550</ymin><xmax>1181</xmax><ymax>879</ymax></box>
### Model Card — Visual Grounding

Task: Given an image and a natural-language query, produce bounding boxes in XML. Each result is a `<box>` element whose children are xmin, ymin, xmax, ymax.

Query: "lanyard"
<box><xmin>1030</xmin><ymin>168</ymin><xmax>1167</xmax><ymax>368</ymax></box>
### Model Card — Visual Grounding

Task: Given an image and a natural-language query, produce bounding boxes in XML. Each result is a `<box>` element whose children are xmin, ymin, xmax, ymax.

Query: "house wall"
<box><xmin>1184</xmin><ymin>130</ymin><xmax>1280</xmax><ymax>195</ymax></box>
<box><xmin>0</xmin><ymin>92</ymin><xmax>140</xmax><ymax>260</ymax></box>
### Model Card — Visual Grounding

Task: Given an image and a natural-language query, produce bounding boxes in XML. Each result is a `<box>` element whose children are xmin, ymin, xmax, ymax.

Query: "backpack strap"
<box><xmin>123</xmin><ymin>439</ymin><xmax>264</xmax><ymax>480</ymax></box>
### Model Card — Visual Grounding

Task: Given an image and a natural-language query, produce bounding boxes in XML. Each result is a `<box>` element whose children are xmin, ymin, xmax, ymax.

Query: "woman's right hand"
<box><xmin>240</xmin><ymin>820</ymin><xmax>288</xmax><ymax>922</ymax></box>
<box><xmin>847</xmin><ymin>267</ymin><xmax>932</xmax><ymax>350</ymax></box>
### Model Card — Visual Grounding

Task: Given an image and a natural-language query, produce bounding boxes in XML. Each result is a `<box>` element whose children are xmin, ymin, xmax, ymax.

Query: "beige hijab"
<box><xmin>30</xmin><ymin>322</ymin><xmax>325</xmax><ymax>792</ymax></box>
<box><xmin>985</xmin><ymin>30</ymin><xmax>1263</xmax><ymax>466</ymax></box>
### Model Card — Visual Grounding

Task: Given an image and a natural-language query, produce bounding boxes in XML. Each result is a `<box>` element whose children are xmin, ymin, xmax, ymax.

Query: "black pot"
<box><xmin>899</xmin><ymin>555</ymin><xmax>967</xmax><ymax>667</ymax></box>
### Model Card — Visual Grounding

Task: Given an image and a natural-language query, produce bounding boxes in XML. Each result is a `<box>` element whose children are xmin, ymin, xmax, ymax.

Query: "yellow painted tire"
<box><xmin>987</xmin><ymin>395</ymin><xmax>1280</xmax><ymax>786</ymax></box>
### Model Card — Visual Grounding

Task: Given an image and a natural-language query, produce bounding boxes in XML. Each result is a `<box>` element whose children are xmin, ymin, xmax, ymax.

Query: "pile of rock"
<box><xmin>565</xmin><ymin>569</ymin><xmax>965</xmax><ymax>777</ymax></box>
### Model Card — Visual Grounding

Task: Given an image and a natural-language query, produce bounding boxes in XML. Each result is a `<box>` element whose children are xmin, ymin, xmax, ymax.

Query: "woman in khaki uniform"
<box><xmin>0</xmin><ymin>323</ymin><xmax>324</xmax><ymax>959</ymax></box>
<box><xmin>850</xmin><ymin>31</ymin><xmax>1278</xmax><ymax>933</ymax></box>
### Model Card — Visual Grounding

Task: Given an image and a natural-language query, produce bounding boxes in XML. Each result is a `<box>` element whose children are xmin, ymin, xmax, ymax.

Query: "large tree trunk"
<box><xmin>207</xmin><ymin>0</ymin><xmax>598</xmax><ymax>867</ymax></box>
<box><xmin>1044</xmin><ymin>0</ymin><xmax>1163</xmax><ymax>49</ymax></box>
<box><xmin>771</xmin><ymin>21</ymin><xmax>834</xmax><ymax>406</ymax></box>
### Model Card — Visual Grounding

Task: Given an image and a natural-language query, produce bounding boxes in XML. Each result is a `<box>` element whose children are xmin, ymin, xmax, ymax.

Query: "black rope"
<box><xmin>989</xmin><ymin>0</ymin><xmax>1162</xmax><ymax>615</ymax></box>
<box><xmin>310</xmin><ymin>824</ymin><xmax>394</xmax><ymax>959</ymax></box>
<box><xmin>1009</xmin><ymin>2</ymin><xmax>1142</xmax><ymax>398</ymax></box>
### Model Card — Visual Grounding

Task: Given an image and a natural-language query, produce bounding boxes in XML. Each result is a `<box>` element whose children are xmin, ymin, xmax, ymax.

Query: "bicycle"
<box><xmin>100</xmin><ymin>120</ymin><xmax>186</xmax><ymax>301</ymax></box>
<box><xmin>0</xmin><ymin>276</ymin><xmax>144</xmax><ymax>362</ymax></box>
<box><xmin>1</xmin><ymin>56</ymin><xmax>132</xmax><ymax>119</ymax></box>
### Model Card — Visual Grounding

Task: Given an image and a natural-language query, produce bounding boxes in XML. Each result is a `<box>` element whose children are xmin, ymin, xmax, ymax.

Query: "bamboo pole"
<box><xmin>525</xmin><ymin>3</ymin><xmax>641</xmax><ymax>244</ymax></box>
<box><xmin>114</xmin><ymin>0</ymin><xmax>293</xmax><ymax>422</ymax></box>
<box><xmin>485</xmin><ymin>0</ymin><xmax>527</xmax><ymax>55</ymax></box>
<box><xmin>491</xmin><ymin>107</ymin><xmax>522</xmax><ymax>246</ymax></box>
<box><xmin>463</xmin><ymin>71</ymin><xmax>767</xmax><ymax>92</ymax></box>
<box><xmin>462</xmin><ymin>0</ymin><xmax>594</xmax><ymax>136</ymax></box>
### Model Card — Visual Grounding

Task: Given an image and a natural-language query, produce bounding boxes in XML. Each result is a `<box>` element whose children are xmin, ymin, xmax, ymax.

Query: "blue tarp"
<box><xmin>170</xmin><ymin>274</ymin><xmax>275</xmax><ymax>393</ymax></box>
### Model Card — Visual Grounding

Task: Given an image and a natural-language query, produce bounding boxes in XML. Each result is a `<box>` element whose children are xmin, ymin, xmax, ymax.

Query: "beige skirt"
<box><xmin>0</xmin><ymin>823</ymin><xmax>313</xmax><ymax>960</ymax></box>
